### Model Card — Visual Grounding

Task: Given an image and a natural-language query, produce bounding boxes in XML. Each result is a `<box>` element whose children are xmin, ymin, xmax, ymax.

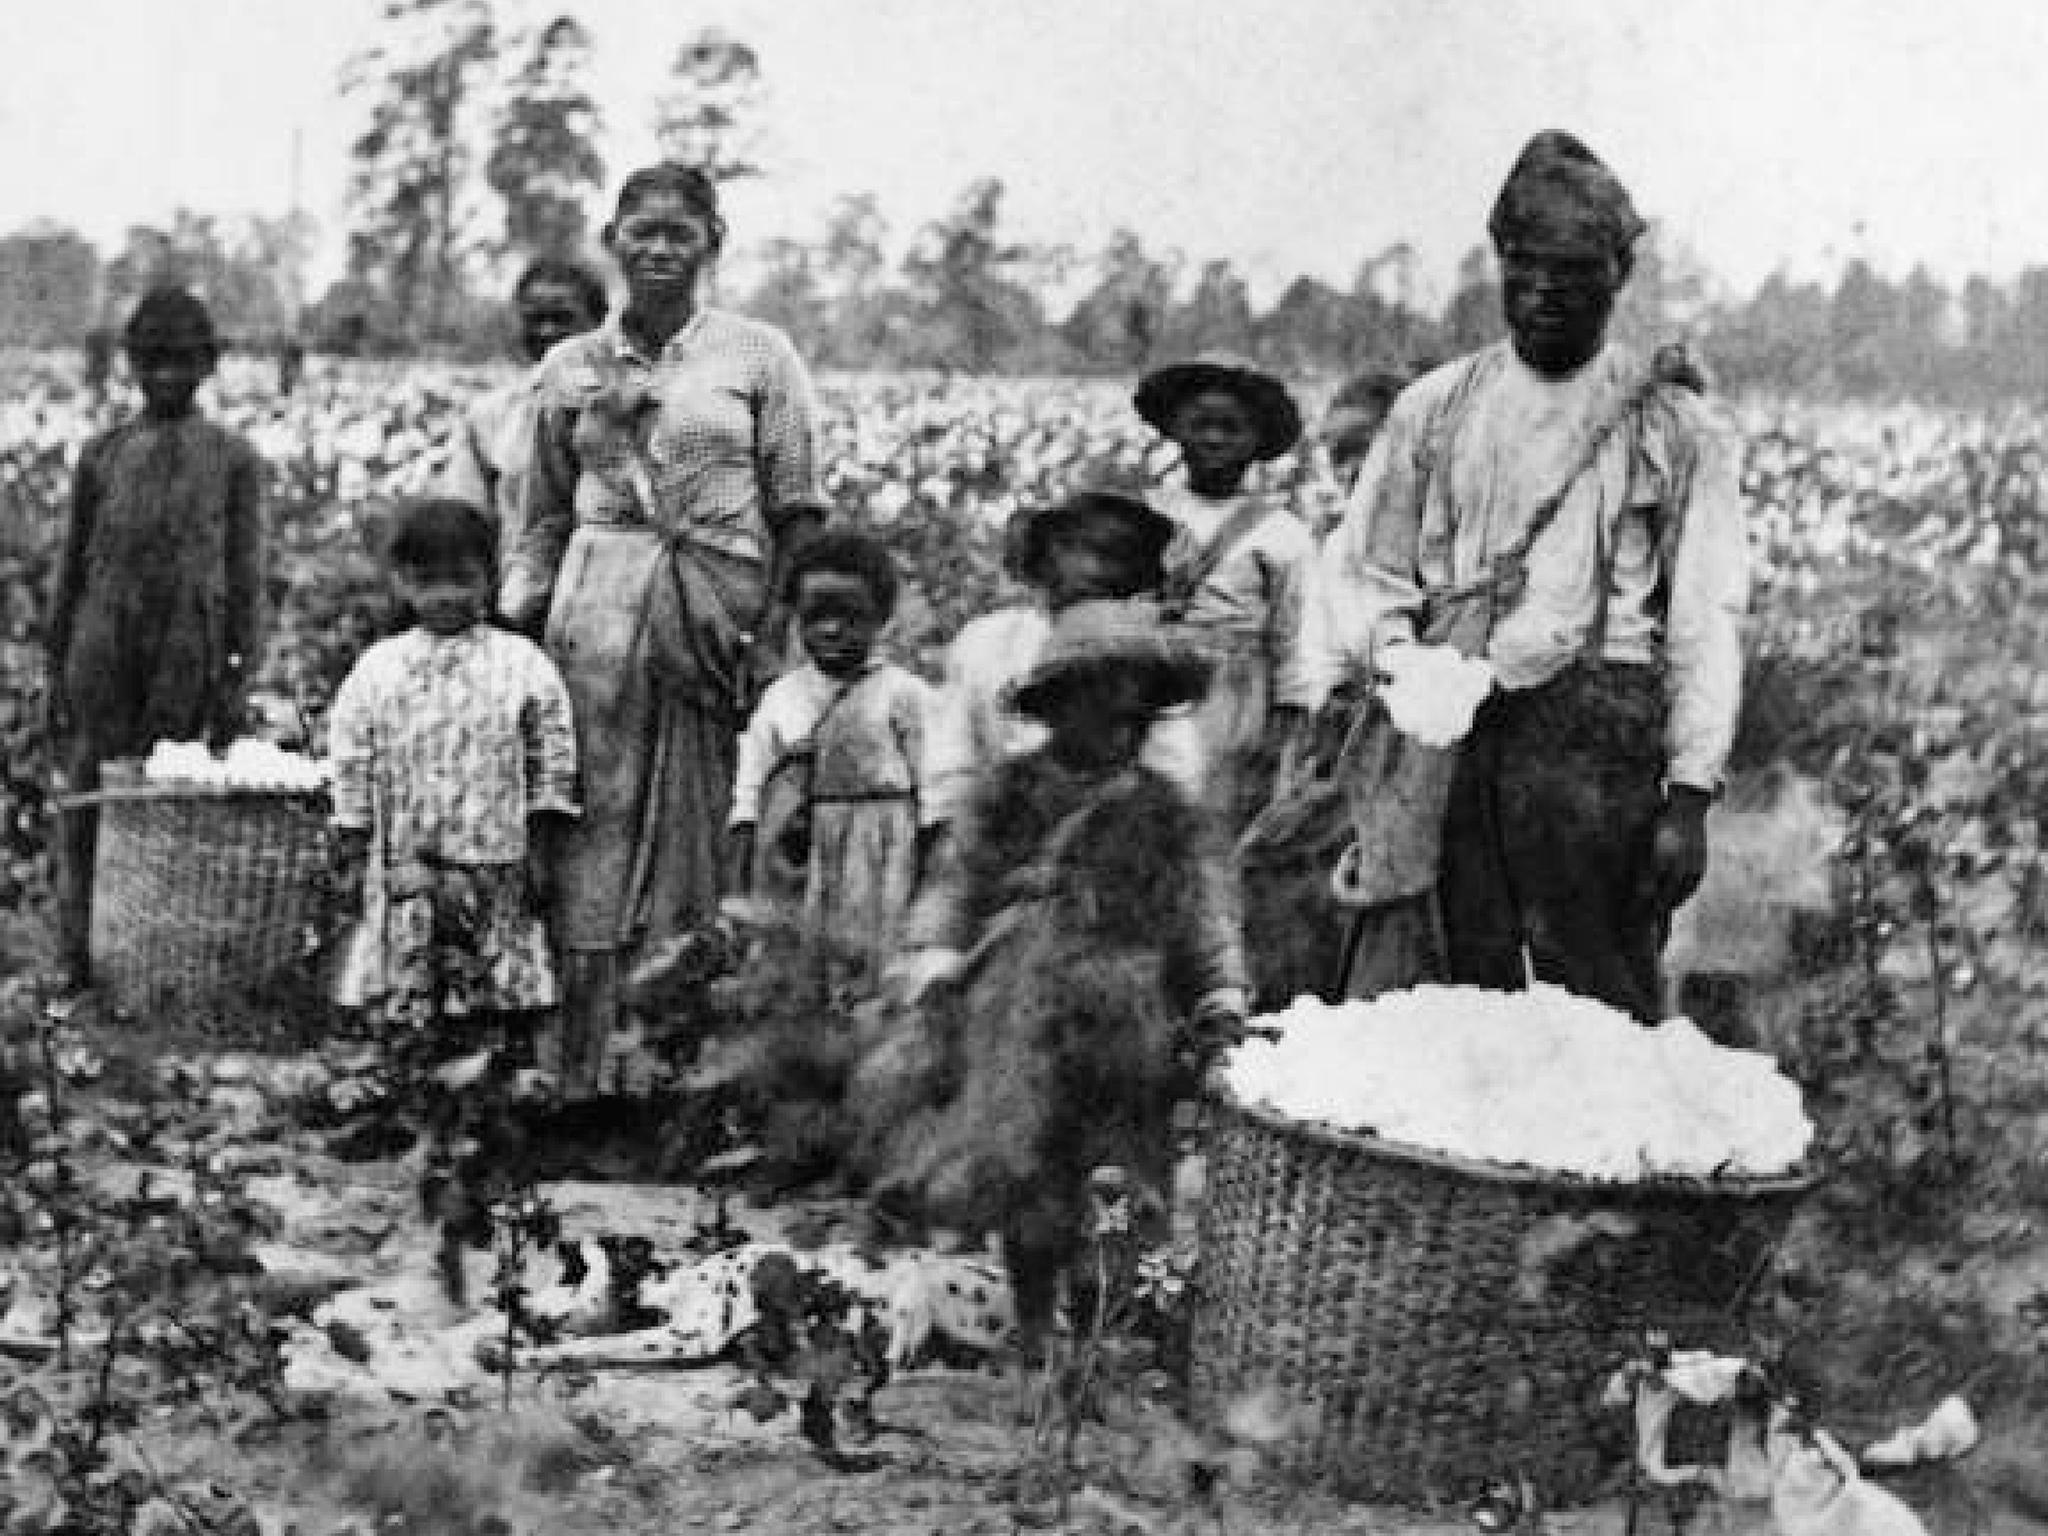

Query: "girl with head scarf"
<box><xmin>504</xmin><ymin>163</ymin><xmax>823</xmax><ymax>1096</ymax></box>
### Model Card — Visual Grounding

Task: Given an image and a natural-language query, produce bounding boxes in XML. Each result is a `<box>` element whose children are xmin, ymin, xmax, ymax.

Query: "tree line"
<box><xmin>1</xmin><ymin>0</ymin><xmax>2046</xmax><ymax>400</ymax></box>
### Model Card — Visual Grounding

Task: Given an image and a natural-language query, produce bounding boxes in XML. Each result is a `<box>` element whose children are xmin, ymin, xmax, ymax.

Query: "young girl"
<box><xmin>45</xmin><ymin>287</ymin><xmax>267</xmax><ymax>990</ymax></box>
<box><xmin>327</xmin><ymin>496</ymin><xmax>579</xmax><ymax>1054</ymax></box>
<box><xmin>727</xmin><ymin>530</ymin><xmax>933</xmax><ymax>993</ymax></box>
<box><xmin>871</xmin><ymin>599</ymin><xmax>1248</xmax><ymax>1361</ymax></box>
<box><xmin>327</xmin><ymin>497</ymin><xmax>579</xmax><ymax>1295</ymax></box>
<box><xmin>1134</xmin><ymin>353</ymin><xmax>1318</xmax><ymax>836</ymax></box>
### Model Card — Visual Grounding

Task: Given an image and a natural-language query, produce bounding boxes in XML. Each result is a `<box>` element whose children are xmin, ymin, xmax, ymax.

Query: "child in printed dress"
<box><xmin>727</xmin><ymin>530</ymin><xmax>934</xmax><ymax>994</ymax></box>
<box><xmin>45</xmin><ymin>287</ymin><xmax>267</xmax><ymax>991</ymax></box>
<box><xmin>326</xmin><ymin>498</ymin><xmax>578</xmax><ymax>1295</ymax></box>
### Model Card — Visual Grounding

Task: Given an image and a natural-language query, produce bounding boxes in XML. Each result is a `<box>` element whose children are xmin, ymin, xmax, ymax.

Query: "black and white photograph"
<box><xmin>0</xmin><ymin>1</ymin><xmax>2041</xmax><ymax>1531</ymax></box>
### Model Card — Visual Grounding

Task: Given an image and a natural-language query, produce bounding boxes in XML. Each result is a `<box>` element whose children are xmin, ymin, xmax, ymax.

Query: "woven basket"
<box><xmin>1189</xmin><ymin>1096</ymin><xmax>1812</xmax><ymax>1507</ymax></box>
<box><xmin>79</xmin><ymin>785</ymin><xmax>330</xmax><ymax>1018</ymax></box>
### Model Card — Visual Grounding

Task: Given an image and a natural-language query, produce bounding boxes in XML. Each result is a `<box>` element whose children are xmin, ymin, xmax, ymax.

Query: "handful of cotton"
<box><xmin>1377</xmin><ymin>642</ymin><xmax>1496</xmax><ymax>748</ymax></box>
<box><xmin>144</xmin><ymin>738</ymin><xmax>330</xmax><ymax>793</ymax></box>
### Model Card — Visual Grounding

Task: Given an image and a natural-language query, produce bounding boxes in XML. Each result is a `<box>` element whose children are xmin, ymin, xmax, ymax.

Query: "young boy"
<box><xmin>874</xmin><ymin>599</ymin><xmax>1248</xmax><ymax>1361</ymax></box>
<box><xmin>45</xmin><ymin>288</ymin><xmax>267</xmax><ymax>990</ymax></box>
<box><xmin>921</xmin><ymin>476</ymin><xmax>1200</xmax><ymax>841</ymax></box>
<box><xmin>439</xmin><ymin>257</ymin><xmax>608</xmax><ymax>610</ymax></box>
<box><xmin>1134</xmin><ymin>353</ymin><xmax>1318</xmax><ymax>836</ymax></box>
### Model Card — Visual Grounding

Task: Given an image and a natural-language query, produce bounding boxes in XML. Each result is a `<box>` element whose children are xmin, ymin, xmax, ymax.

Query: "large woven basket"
<box><xmin>81</xmin><ymin>784</ymin><xmax>330</xmax><ymax>1019</ymax></box>
<box><xmin>1189</xmin><ymin>1096</ymin><xmax>1812</xmax><ymax>1507</ymax></box>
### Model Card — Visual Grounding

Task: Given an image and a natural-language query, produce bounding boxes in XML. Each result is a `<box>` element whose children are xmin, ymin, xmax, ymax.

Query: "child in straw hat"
<box><xmin>868</xmin><ymin>598</ymin><xmax>1249</xmax><ymax>1364</ymax></box>
<box><xmin>1134</xmin><ymin>352</ymin><xmax>1318</xmax><ymax>837</ymax></box>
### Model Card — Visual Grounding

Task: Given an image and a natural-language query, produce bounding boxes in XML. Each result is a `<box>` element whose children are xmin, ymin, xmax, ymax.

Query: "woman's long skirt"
<box><xmin>542</xmin><ymin>525</ymin><xmax>739</xmax><ymax>1097</ymax></box>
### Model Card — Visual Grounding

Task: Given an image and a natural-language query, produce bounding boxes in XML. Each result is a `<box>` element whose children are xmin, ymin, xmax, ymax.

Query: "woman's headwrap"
<box><xmin>1487</xmin><ymin>131</ymin><xmax>1646</xmax><ymax>259</ymax></box>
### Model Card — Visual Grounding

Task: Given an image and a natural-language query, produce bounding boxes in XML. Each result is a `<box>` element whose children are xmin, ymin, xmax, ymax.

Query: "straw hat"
<box><xmin>1010</xmin><ymin>598</ymin><xmax>1213</xmax><ymax>720</ymax></box>
<box><xmin>1134</xmin><ymin>351</ymin><xmax>1303</xmax><ymax>461</ymax></box>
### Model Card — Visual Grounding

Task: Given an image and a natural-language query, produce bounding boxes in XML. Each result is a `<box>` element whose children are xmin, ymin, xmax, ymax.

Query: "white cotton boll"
<box><xmin>1224</xmin><ymin>984</ymin><xmax>1812</xmax><ymax>1180</ymax></box>
<box><xmin>1378</xmin><ymin>645</ymin><xmax>1496</xmax><ymax>748</ymax></box>
<box><xmin>145</xmin><ymin>738</ymin><xmax>328</xmax><ymax>792</ymax></box>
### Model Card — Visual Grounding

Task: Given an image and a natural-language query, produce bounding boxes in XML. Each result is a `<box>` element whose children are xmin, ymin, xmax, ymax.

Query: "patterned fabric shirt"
<box><xmin>1306</xmin><ymin>341</ymin><xmax>1749</xmax><ymax>789</ymax></box>
<box><xmin>922</xmin><ymin>605</ymin><xmax>1205</xmax><ymax>829</ymax></box>
<box><xmin>730</xmin><ymin>660</ymin><xmax>936</xmax><ymax>827</ymax></box>
<box><xmin>501</xmin><ymin>309</ymin><xmax>820</xmax><ymax>626</ymax></box>
<box><xmin>328</xmin><ymin>625</ymin><xmax>579</xmax><ymax>865</ymax></box>
<box><xmin>1155</xmin><ymin>481</ymin><xmax>1320</xmax><ymax>708</ymax></box>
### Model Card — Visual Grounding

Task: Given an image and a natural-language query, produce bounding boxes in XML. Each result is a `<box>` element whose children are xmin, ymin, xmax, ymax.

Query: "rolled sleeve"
<box><xmin>1662</xmin><ymin>404</ymin><xmax>1749</xmax><ymax>791</ymax></box>
<box><xmin>922</xmin><ymin>649</ymin><xmax>989</xmax><ymax>831</ymax></box>
<box><xmin>501</xmin><ymin>398</ymin><xmax>579</xmax><ymax>628</ymax></box>
<box><xmin>1307</xmin><ymin>411</ymin><xmax>1430</xmax><ymax>702</ymax></box>
<box><xmin>326</xmin><ymin>665</ymin><xmax>376</xmax><ymax>831</ymax></box>
<box><xmin>753</xmin><ymin>330</ymin><xmax>820</xmax><ymax>530</ymax></box>
<box><xmin>729</xmin><ymin>702</ymin><xmax>781</xmax><ymax>829</ymax></box>
<box><xmin>1264</xmin><ymin>528</ymin><xmax>1321</xmax><ymax>710</ymax></box>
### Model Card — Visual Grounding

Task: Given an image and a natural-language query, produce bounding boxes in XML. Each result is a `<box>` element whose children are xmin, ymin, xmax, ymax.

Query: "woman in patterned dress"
<box><xmin>502</xmin><ymin>164</ymin><xmax>822</xmax><ymax>1096</ymax></box>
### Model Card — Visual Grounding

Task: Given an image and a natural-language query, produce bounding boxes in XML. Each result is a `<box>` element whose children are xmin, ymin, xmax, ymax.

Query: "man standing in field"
<box><xmin>1306</xmin><ymin>131</ymin><xmax>1749</xmax><ymax>1023</ymax></box>
<box><xmin>439</xmin><ymin>257</ymin><xmax>607</xmax><ymax>606</ymax></box>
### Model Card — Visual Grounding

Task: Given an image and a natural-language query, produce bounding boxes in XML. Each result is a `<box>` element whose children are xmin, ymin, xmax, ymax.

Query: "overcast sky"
<box><xmin>5</xmin><ymin>0</ymin><xmax>2048</xmax><ymax>306</ymax></box>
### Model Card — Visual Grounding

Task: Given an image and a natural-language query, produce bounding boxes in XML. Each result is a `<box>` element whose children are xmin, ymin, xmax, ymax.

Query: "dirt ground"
<box><xmin>4</xmin><ymin>993</ymin><xmax>2045</xmax><ymax>1536</ymax></box>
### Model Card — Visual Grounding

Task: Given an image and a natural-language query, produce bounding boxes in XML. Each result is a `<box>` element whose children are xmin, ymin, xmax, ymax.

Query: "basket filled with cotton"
<box><xmin>1187</xmin><ymin>984</ymin><xmax>1817</xmax><ymax>1506</ymax></box>
<box><xmin>69</xmin><ymin>739</ymin><xmax>332</xmax><ymax>1018</ymax></box>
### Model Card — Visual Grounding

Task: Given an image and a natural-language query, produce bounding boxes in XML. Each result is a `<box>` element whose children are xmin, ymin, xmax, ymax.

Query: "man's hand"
<box><xmin>1178</xmin><ymin>986</ymin><xmax>1251</xmax><ymax>1077</ymax></box>
<box><xmin>1641</xmin><ymin>785</ymin><xmax>1712</xmax><ymax>916</ymax></box>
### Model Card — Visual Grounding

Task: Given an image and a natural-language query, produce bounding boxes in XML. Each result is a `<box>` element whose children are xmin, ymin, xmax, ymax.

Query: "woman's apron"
<box><xmin>542</xmin><ymin>516</ymin><xmax>765</xmax><ymax>1094</ymax></box>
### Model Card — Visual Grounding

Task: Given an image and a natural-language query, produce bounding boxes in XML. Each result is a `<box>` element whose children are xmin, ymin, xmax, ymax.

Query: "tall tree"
<box><xmin>342</xmin><ymin>0</ymin><xmax>500</xmax><ymax>340</ymax></box>
<box><xmin>1163</xmin><ymin>257</ymin><xmax>1256</xmax><ymax>359</ymax></box>
<box><xmin>653</xmin><ymin>27</ymin><xmax>766</xmax><ymax>183</ymax></box>
<box><xmin>902</xmin><ymin>178</ymin><xmax>1043</xmax><ymax>372</ymax></box>
<box><xmin>1059</xmin><ymin>229</ymin><xmax>1178</xmax><ymax>371</ymax></box>
<box><xmin>97</xmin><ymin>213</ymin><xmax>307</xmax><ymax>340</ymax></box>
<box><xmin>1439</xmin><ymin>245</ymin><xmax>1504</xmax><ymax>357</ymax></box>
<box><xmin>488</xmin><ymin>14</ymin><xmax>606</xmax><ymax>260</ymax></box>
<box><xmin>819</xmin><ymin>193</ymin><xmax>888</xmax><ymax>302</ymax></box>
<box><xmin>741</xmin><ymin>237</ymin><xmax>828</xmax><ymax>357</ymax></box>
<box><xmin>0</xmin><ymin>224</ymin><xmax>100</xmax><ymax>346</ymax></box>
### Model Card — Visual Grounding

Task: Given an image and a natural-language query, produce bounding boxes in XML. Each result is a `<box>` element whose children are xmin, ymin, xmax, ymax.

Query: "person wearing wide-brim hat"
<box><xmin>1302</xmin><ymin>129</ymin><xmax>1748</xmax><ymax>1024</ymax></box>
<box><xmin>1008</xmin><ymin>594</ymin><xmax>1215</xmax><ymax>722</ymax></box>
<box><xmin>1001</xmin><ymin>484</ymin><xmax>1178</xmax><ymax>591</ymax></box>
<box><xmin>1131</xmin><ymin>351</ymin><xmax>1319</xmax><ymax>842</ymax></box>
<box><xmin>1134</xmin><ymin>353</ymin><xmax>1303</xmax><ymax>464</ymax></box>
<box><xmin>922</xmin><ymin>470</ymin><xmax>1203</xmax><ymax>839</ymax></box>
<box><xmin>876</xmin><ymin>595</ymin><xmax>1245</xmax><ymax>1364</ymax></box>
